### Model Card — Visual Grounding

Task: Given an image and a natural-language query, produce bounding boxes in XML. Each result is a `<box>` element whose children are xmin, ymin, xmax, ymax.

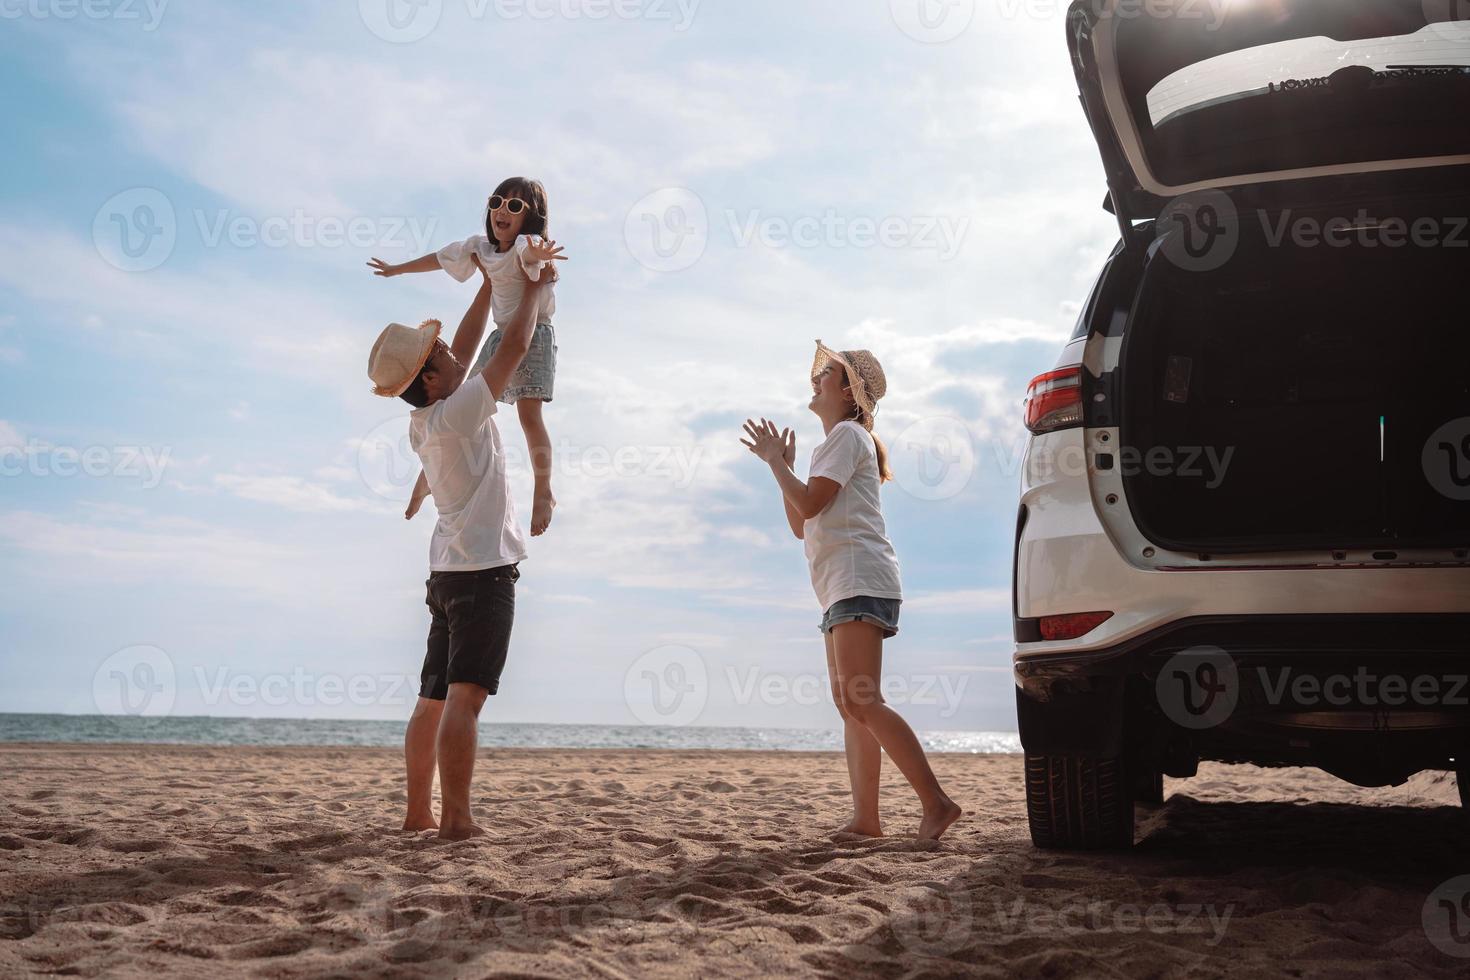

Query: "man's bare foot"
<box><xmin>917</xmin><ymin>798</ymin><xmax>963</xmax><ymax>842</ymax></box>
<box><xmin>836</xmin><ymin>818</ymin><xmax>883</xmax><ymax>839</ymax></box>
<box><xmin>402</xmin><ymin>813</ymin><xmax>438</xmax><ymax>832</ymax></box>
<box><xmin>437</xmin><ymin>822</ymin><xmax>486</xmax><ymax>842</ymax></box>
<box><xmin>530</xmin><ymin>487</ymin><xmax>556</xmax><ymax>537</ymax></box>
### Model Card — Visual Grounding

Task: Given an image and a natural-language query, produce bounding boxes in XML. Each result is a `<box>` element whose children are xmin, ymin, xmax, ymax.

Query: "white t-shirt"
<box><xmin>437</xmin><ymin>234</ymin><xmax>556</xmax><ymax>329</ymax></box>
<box><xmin>803</xmin><ymin>421</ymin><xmax>903</xmax><ymax>611</ymax></box>
<box><xmin>409</xmin><ymin>376</ymin><xmax>528</xmax><ymax>572</ymax></box>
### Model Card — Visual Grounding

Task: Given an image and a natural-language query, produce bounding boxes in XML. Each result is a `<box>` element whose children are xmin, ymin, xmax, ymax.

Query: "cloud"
<box><xmin>213</xmin><ymin>474</ymin><xmax>387</xmax><ymax>515</ymax></box>
<box><xmin>0</xmin><ymin>420</ymin><xmax>22</xmax><ymax>448</ymax></box>
<box><xmin>904</xmin><ymin>588</ymin><xmax>1011</xmax><ymax>613</ymax></box>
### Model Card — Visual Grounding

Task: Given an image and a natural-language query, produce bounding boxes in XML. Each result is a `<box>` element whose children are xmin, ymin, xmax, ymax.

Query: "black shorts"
<box><xmin>420</xmin><ymin>564</ymin><xmax>519</xmax><ymax>700</ymax></box>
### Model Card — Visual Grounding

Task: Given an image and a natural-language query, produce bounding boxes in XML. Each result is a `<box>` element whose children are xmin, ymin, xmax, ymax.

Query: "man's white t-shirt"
<box><xmin>436</xmin><ymin>235</ymin><xmax>556</xmax><ymax>329</ymax></box>
<box><xmin>409</xmin><ymin>376</ymin><xmax>528</xmax><ymax>573</ymax></box>
<box><xmin>803</xmin><ymin>420</ymin><xmax>903</xmax><ymax>611</ymax></box>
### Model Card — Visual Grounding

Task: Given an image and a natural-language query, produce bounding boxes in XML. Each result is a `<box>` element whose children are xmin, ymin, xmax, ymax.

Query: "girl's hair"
<box><xmin>838</xmin><ymin>367</ymin><xmax>894</xmax><ymax>484</ymax></box>
<box><xmin>486</xmin><ymin>176</ymin><xmax>550</xmax><ymax>249</ymax></box>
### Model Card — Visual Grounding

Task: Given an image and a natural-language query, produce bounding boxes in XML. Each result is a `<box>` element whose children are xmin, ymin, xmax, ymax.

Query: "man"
<box><xmin>367</xmin><ymin>242</ymin><xmax>564</xmax><ymax>840</ymax></box>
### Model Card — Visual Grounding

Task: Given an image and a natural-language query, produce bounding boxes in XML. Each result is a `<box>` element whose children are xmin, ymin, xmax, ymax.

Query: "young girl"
<box><xmin>369</xmin><ymin>177</ymin><xmax>565</xmax><ymax>536</ymax></box>
<box><xmin>741</xmin><ymin>342</ymin><xmax>963</xmax><ymax>841</ymax></box>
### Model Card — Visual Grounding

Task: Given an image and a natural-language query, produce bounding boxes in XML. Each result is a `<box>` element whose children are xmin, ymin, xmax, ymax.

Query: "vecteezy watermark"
<box><xmin>891</xmin><ymin>417</ymin><xmax>978</xmax><ymax>502</ymax></box>
<box><xmin>355</xmin><ymin>418</ymin><xmax>705</xmax><ymax>503</ymax></box>
<box><xmin>624</xmin><ymin>188</ymin><xmax>709</xmax><ymax>274</ymax></box>
<box><xmin>359</xmin><ymin>0</ymin><xmax>699</xmax><ymax>42</ymax></box>
<box><xmin>1027</xmin><ymin>440</ymin><xmax>1236</xmax><ymax>489</ymax></box>
<box><xmin>0</xmin><ymin>0</ymin><xmax>169</xmax><ymax>30</ymax></box>
<box><xmin>1259</xmin><ymin>211</ymin><xmax>1470</xmax><ymax>250</ymax></box>
<box><xmin>92</xmin><ymin>187</ymin><xmax>443</xmax><ymax>273</ymax></box>
<box><xmin>1156</xmin><ymin>646</ymin><xmax>1239</xmax><ymax>730</ymax></box>
<box><xmin>624</xmin><ymin>645</ymin><xmax>708</xmax><ymax>727</ymax></box>
<box><xmin>1158</xmin><ymin>646</ymin><xmax>1470</xmax><ymax>730</ymax></box>
<box><xmin>992</xmin><ymin>896</ymin><xmax>1235</xmax><ymax>944</ymax></box>
<box><xmin>0</xmin><ymin>440</ymin><xmax>172</xmax><ymax>488</ymax></box>
<box><xmin>623</xmin><ymin>188</ymin><xmax>970</xmax><ymax>272</ymax></box>
<box><xmin>890</xmin><ymin>0</ymin><xmax>976</xmax><ymax>44</ymax></box>
<box><xmin>194</xmin><ymin>668</ymin><xmax>418</xmax><ymax>710</ymax></box>
<box><xmin>890</xmin><ymin>883</ymin><xmax>973</xmax><ymax>957</ymax></box>
<box><xmin>92</xmin><ymin>645</ymin><xmax>177</xmax><ymax>721</ymax></box>
<box><xmin>1423</xmin><ymin>417</ymin><xmax>1470</xmax><ymax>502</ymax></box>
<box><xmin>1425</xmin><ymin>876</ymin><xmax>1470</xmax><ymax>958</ymax></box>
<box><xmin>1155</xmin><ymin>190</ymin><xmax>1240</xmax><ymax>273</ymax></box>
<box><xmin>725</xmin><ymin>667</ymin><xmax>970</xmax><ymax>718</ymax></box>
<box><xmin>93</xmin><ymin>188</ymin><xmax>177</xmax><ymax>273</ymax></box>
<box><xmin>725</xmin><ymin>209</ymin><xmax>970</xmax><ymax>261</ymax></box>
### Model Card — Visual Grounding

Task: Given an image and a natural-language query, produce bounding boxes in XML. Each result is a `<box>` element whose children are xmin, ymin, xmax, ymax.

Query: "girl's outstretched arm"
<box><xmin>368</xmin><ymin>253</ymin><xmax>442</xmax><ymax>277</ymax></box>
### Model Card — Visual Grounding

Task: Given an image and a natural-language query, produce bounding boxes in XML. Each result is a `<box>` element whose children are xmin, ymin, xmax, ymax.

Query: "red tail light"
<box><xmin>1025</xmin><ymin>366</ymin><xmax>1084</xmax><ymax>435</ymax></box>
<box><xmin>1039</xmin><ymin>611</ymin><xmax>1113</xmax><ymax>641</ymax></box>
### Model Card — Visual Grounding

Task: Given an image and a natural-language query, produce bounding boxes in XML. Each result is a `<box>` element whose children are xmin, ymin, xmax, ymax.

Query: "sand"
<box><xmin>2</xmin><ymin>743</ymin><xmax>1468</xmax><ymax>978</ymax></box>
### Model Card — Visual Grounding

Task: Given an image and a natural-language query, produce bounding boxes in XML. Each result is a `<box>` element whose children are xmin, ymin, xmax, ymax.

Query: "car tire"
<box><xmin>1024</xmin><ymin>753</ymin><xmax>1135</xmax><ymax>850</ymax></box>
<box><xmin>1134</xmin><ymin>766</ymin><xmax>1165</xmax><ymax>805</ymax></box>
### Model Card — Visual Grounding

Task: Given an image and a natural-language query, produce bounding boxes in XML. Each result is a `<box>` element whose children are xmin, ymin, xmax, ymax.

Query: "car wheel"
<box><xmin>1134</xmin><ymin>766</ymin><xmax>1165</xmax><ymax>805</ymax></box>
<box><xmin>1024</xmin><ymin>753</ymin><xmax>1135</xmax><ymax>850</ymax></box>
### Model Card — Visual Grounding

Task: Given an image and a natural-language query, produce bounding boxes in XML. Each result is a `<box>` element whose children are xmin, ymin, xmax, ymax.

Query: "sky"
<box><xmin>0</xmin><ymin>0</ymin><xmax>1120</xmax><ymax>734</ymax></box>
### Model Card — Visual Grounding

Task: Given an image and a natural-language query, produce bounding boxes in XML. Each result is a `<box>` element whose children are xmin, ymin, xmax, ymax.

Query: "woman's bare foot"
<box><xmin>437</xmin><ymin>822</ymin><xmax>486</xmax><ymax>842</ymax></box>
<box><xmin>917</xmin><ymin>797</ymin><xmax>963</xmax><ymax>842</ymax></box>
<box><xmin>402</xmin><ymin>812</ymin><xmax>439</xmax><ymax>832</ymax></box>
<box><xmin>530</xmin><ymin>487</ymin><xmax>556</xmax><ymax>537</ymax></box>
<box><xmin>836</xmin><ymin>817</ymin><xmax>883</xmax><ymax>839</ymax></box>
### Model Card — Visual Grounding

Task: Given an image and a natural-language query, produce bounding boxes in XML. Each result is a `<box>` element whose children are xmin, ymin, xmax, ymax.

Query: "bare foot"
<box><xmin>402</xmin><ymin>813</ymin><xmax>439</xmax><ymax>832</ymax></box>
<box><xmin>917</xmin><ymin>798</ymin><xmax>963</xmax><ymax>842</ymax></box>
<box><xmin>836</xmin><ymin>818</ymin><xmax>883</xmax><ymax>839</ymax></box>
<box><xmin>437</xmin><ymin>822</ymin><xmax>486</xmax><ymax>842</ymax></box>
<box><xmin>530</xmin><ymin>487</ymin><xmax>556</xmax><ymax>537</ymax></box>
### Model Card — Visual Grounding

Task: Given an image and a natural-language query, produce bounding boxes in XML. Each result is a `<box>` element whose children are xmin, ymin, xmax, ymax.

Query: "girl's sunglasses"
<box><xmin>488</xmin><ymin>195</ymin><xmax>536</xmax><ymax>216</ymax></box>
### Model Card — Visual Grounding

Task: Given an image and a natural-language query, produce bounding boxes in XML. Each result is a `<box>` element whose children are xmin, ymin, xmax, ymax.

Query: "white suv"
<box><xmin>1014</xmin><ymin>0</ymin><xmax>1470</xmax><ymax>849</ymax></box>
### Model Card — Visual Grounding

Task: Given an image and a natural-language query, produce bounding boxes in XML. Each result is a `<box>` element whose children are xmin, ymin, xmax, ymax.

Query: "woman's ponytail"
<box><xmin>872</xmin><ymin>431</ymin><xmax>893</xmax><ymax>484</ymax></box>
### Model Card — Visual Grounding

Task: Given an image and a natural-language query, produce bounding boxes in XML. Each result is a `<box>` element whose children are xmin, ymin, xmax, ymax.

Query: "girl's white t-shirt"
<box><xmin>803</xmin><ymin>420</ymin><xmax>903</xmax><ymax>611</ymax></box>
<box><xmin>437</xmin><ymin>234</ymin><xmax>556</xmax><ymax>329</ymax></box>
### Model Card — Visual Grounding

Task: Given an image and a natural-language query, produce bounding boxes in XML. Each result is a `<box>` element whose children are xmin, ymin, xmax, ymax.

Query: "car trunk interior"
<box><xmin>1120</xmin><ymin>207</ymin><xmax>1470</xmax><ymax>555</ymax></box>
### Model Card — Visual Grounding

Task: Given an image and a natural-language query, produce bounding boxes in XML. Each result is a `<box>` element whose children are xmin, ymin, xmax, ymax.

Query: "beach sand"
<box><xmin>2</xmin><ymin>743</ymin><xmax>1467</xmax><ymax>978</ymax></box>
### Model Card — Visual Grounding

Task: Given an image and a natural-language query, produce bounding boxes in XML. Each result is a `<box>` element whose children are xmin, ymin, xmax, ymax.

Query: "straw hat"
<box><xmin>812</xmin><ymin>340</ymin><xmax>888</xmax><ymax>430</ymax></box>
<box><xmin>368</xmin><ymin>319</ymin><xmax>443</xmax><ymax>398</ymax></box>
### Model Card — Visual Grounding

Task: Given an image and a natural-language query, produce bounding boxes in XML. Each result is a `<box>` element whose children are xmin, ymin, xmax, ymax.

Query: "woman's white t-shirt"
<box><xmin>437</xmin><ymin>234</ymin><xmax>556</xmax><ymax>329</ymax></box>
<box><xmin>803</xmin><ymin>420</ymin><xmax>903</xmax><ymax>611</ymax></box>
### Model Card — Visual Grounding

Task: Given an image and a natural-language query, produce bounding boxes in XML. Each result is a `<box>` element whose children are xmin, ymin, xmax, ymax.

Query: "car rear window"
<box><xmin>1125</xmin><ymin>22</ymin><xmax>1470</xmax><ymax>186</ymax></box>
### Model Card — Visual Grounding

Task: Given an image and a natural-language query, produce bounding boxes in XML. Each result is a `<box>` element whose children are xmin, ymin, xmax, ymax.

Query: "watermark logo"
<box><xmin>1423</xmin><ymin>417</ymin><xmax>1470</xmax><ymax>501</ymax></box>
<box><xmin>1155</xmin><ymin>190</ymin><xmax>1239</xmax><ymax>273</ymax></box>
<box><xmin>92</xmin><ymin>645</ymin><xmax>176</xmax><ymax>720</ymax></box>
<box><xmin>0</xmin><ymin>0</ymin><xmax>170</xmax><ymax>30</ymax></box>
<box><xmin>356</xmin><ymin>418</ymin><xmax>419</xmax><ymax>504</ymax></box>
<box><xmin>1156</xmin><ymin>645</ymin><xmax>1238</xmax><ymax>729</ymax></box>
<box><xmin>891</xmin><ymin>883</ymin><xmax>973</xmax><ymax>956</ymax></box>
<box><xmin>724</xmin><ymin>209</ymin><xmax>969</xmax><ymax>260</ymax></box>
<box><xmin>1424</xmin><ymin>876</ymin><xmax>1470</xmax><ymax>958</ymax></box>
<box><xmin>625</xmin><ymin>188</ymin><xmax>708</xmax><ymax>273</ymax></box>
<box><xmin>93</xmin><ymin>188</ymin><xmax>177</xmax><ymax>273</ymax></box>
<box><xmin>890</xmin><ymin>0</ymin><xmax>975</xmax><ymax>43</ymax></box>
<box><xmin>892</xmin><ymin>417</ymin><xmax>977</xmax><ymax>501</ymax></box>
<box><xmin>359</xmin><ymin>0</ymin><xmax>443</xmax><ymax>42</ymax></box>
<box><xmin>624</xmin><ymin>645</ymin><xmax>707</xmax><ymax>726</ymax></box>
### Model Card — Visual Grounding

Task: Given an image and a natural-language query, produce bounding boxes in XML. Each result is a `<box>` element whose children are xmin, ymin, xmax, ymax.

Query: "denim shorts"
<box><xmin>819</xmin><ymin>596</ymin><xmax>902</xmax><ymax>639</ymax></box>
<box><xmin>472</xmin><ymin>323</ymin><xmax>556</xmax><ymax>404</ymax></box>
<box><xmin>421</xmin><ymin>563</ymin><xmax>520</xmax><ymax>699</ymax></box>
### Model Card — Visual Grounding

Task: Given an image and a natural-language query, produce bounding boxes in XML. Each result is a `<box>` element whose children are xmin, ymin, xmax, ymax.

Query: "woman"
<box><xmin>741</xmin><ymin>342</ymin><xmax>963</xmax><ymax>841</ymax></box>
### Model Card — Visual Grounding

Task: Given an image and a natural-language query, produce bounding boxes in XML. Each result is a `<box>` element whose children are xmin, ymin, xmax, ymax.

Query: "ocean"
<box><xmin>0</xmin><ymin>713</ymin><xmax>1021</xmax><ymax>754</ymax></box>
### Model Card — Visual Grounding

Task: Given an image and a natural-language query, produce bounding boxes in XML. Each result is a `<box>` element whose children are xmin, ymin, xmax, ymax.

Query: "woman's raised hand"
<box><xmin>742</xmin><ymin>419</ymin><xmax>793</xmax><ymax>466</ymax></box>
<box><xmin>367</xmin><ymin>257</ymin><xmax>399</xmax><ymax>277</ymax></box>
